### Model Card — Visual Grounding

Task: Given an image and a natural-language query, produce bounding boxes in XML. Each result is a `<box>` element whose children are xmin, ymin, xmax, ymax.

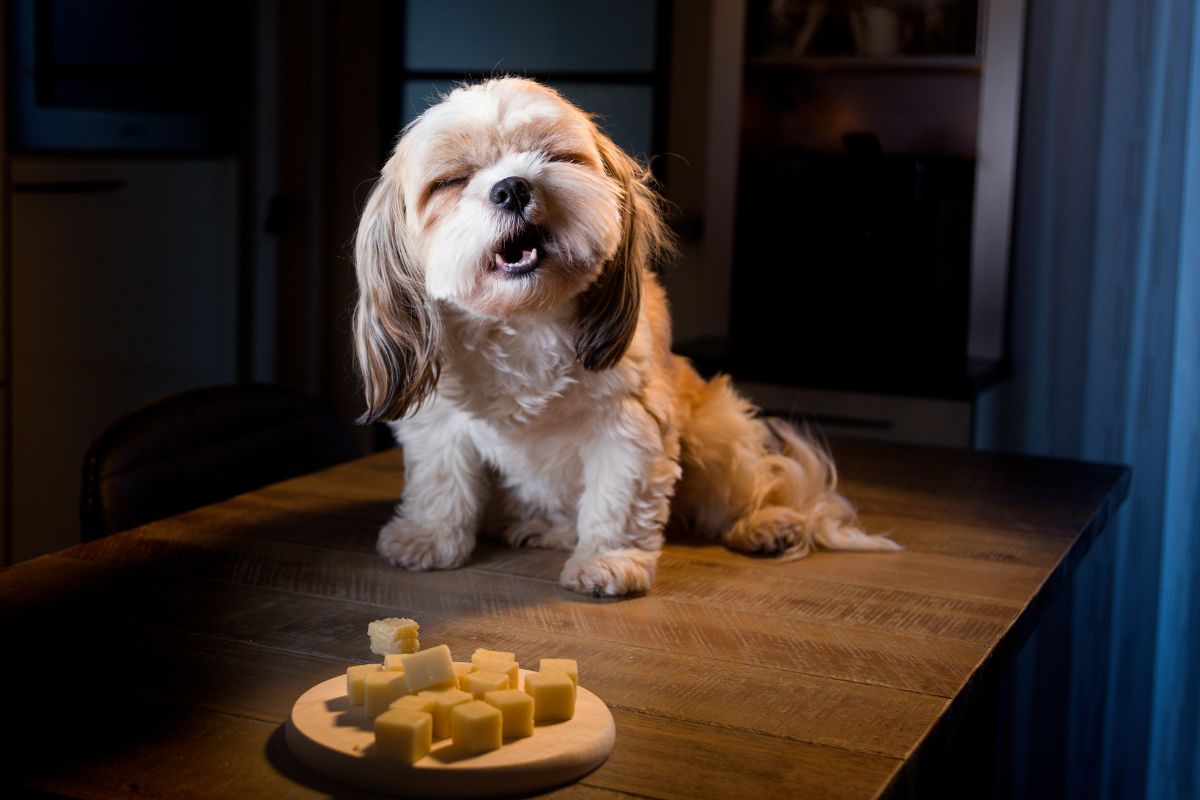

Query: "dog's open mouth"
<box><xmin>491</xmin><ymin>226</ymin><xmax>545</xmax><ymax>277</ymax></box>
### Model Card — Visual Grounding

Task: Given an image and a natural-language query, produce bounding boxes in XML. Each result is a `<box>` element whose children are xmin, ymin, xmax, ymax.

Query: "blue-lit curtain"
<box><xmin>983</xmin><ymin>0</ymin><xmax>1200</xmax><ymax>797</ymax></box>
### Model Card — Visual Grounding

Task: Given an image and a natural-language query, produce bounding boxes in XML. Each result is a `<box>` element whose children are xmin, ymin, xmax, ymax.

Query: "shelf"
<box><xmin>746</xmin><ymin>54</ymin><xmax>982</xmax><ymax>74</ymax></box>
<box><xmin>676</xmin><ymin>337</ymin><xmax>1008</xmax><ymax>403</ymax></box>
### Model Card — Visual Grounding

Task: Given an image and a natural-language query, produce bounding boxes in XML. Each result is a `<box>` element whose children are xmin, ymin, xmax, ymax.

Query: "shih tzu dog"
<box><xmin>353</xmin><ymin>77</ymin><xmax>898</xmax><ymax>597</ymax></box>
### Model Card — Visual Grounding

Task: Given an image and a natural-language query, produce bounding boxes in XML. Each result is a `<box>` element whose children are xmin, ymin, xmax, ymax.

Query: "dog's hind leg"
<box><xmin>673</xmin><ymin>372</ymin><xmax>899</xmax><ymax>559</ymax></box>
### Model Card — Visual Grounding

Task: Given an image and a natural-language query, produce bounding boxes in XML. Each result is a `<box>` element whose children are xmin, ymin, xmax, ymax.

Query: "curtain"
<box><xmin>981</xmin><ymin>0</ymin><xmax>1200</xmax><ymax>797</ymax></box>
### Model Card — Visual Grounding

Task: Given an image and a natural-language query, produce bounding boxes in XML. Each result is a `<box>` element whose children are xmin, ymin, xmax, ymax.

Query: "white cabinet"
<box><xmin>9</xmin><ymin>157</ymin><xmax>238</xmax><ymax>561</ymax></box>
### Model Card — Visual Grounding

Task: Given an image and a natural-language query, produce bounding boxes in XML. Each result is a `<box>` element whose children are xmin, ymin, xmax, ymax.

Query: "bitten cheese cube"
<box><xmin>397</xmin><ymin>644</ymin><xmax>456</xmax><ymax>694</ymax></box>
<box><xmin>484</xmin><ymin>689</ymin><xmax>534</xmax><ymax>739</ymax></box>
<box><xmin>364</xmin><ymin>670</ymin><xmax>410</xmax><ymax>717</ymax></box>
<box><xmin>451</xmin><ymin>700</ymin><xmax>502</xmax><ymax>755</ymax></box>
<box><xmin>524</xmin><ymin>671</ymin><xmax>576</xmax><ymax>721</ymax></box>
<box><xmin>383</xmin><ymin>654</ymin><xmax>408</xmax><ymax>672</ymax></box>
<box><xmin>389</xmin><ymin>694</ymin><xmax>434</xmax><ymax>714</ymax></box>
<box><xmin>464</xmin><ymin>670</ymin><xmax>509</xmax><ymax>699</ymax></box>
<box><xmin>375</xmin><ymin>709</ymin><xmax>432</xmax><ymax>763</ymax></box>
<box><xmin>473</xmin><ymin>658</ymin><xmax>519</xmax><ymax>689</ymax></box>
<box><xmin>538</xmin><ymin>658</ymin><xmax>578</xmax><ymax>686</ymax></box>
<box><xmin>452</xmin><ymin>661</ymin><xmax>473</xmax><ymax>689</ymax></box>
<box><xmin>471</xmin><ymin>648</ymin><xmax>515</xmax><ymax>665</ymax></box>
<box><xmin>347</xmin><ymin>664</ymin><xmax>381</xmax><ymax>705</ymax></box>
<box><xmin>368</xmin><ymin>618</ymin><xmax>420</xmax><ymax>655</ymax></box>
<box><xmin>418</xmin><ymin>687</ymin><xmax>473</xmax><ymax>740</ymax></box>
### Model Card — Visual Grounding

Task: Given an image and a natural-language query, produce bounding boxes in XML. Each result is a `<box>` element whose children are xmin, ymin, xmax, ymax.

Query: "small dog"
<box><xmin>353</xmin><ymin>78</ymin><xmax>898</xmax><ymax>596</ymax></box>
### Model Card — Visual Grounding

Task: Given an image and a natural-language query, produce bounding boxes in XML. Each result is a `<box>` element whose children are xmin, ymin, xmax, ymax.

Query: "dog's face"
<box><xmin>354</xmin><ymin>78</ymin><xmax>667</xmax><ymax>423</ymax></box>
<box><xmin>396</xmin><ymin>80</ymin><xmax>622</xmax><ymax>317</ymax></box>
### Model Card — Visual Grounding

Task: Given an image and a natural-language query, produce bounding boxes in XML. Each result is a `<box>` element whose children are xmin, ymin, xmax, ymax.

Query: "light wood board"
<box><xmin>286</xmin><ymin>670</ymin><xmax>615</xmax><ymax>797</ymax></box>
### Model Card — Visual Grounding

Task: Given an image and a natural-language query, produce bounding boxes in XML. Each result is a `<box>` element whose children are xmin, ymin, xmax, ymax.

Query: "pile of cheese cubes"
<box><xmin>347</xmin><ymin>619</ymin><xmax>578</xmax><ymax>763</ymax></box>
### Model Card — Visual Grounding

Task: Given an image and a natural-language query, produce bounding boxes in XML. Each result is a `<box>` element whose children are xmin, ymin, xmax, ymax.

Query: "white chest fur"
<box><xmin>392</xmin><ymin>310</ymin><xmax>643</xmax><ymax>514</ymax></box>
<box><xmin>441</xmin><ymin>311</ymin><xmax>586</xmax><ymax>427</ymax></box>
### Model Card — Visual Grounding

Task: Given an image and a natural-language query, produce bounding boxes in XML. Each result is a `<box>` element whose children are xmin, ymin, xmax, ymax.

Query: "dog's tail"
<box><xmin>759</xmin><ymin>417</ymin><xmax>901</xmax><ymax>560</ymax></box>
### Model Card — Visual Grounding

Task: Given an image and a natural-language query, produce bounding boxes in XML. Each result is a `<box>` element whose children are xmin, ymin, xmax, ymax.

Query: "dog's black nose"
<box><xmin>489</xmin><ymin>176</ymin><xmax>532</xmax><ymax>214</ymax></box>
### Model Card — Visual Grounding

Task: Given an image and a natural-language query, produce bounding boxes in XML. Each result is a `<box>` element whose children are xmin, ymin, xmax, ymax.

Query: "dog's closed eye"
<box><xmin>419</xmin><ymin>175</ymin><xmax>470</xmax><ymax>216</ymax></box>
<box><xmin>430</xmin><ymin>175</ymin><xmax>469</xmax><ymax>193</ymax></box>
<box><xmin>546</xmin><ymin>152</ymin><xmax>593</xmax><ymax>167</ymax></box>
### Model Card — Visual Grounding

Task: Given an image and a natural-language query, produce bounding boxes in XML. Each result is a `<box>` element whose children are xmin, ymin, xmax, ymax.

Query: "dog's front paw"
<box><xmin>377</xmin><ymin>517</ymin><xmax>473</xmax><ymax>570</ymax></box>
<box><xmin>560</xmin><ymin>548</ymin><xmax>659</xmax><ymax>597</ymax></box>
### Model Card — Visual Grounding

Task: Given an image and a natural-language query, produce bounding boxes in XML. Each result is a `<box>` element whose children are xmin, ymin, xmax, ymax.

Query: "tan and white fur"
<box><xmin>353</xmin><ymin>78</ymin><xmax>898</xmax><ymax>597</ymax></box>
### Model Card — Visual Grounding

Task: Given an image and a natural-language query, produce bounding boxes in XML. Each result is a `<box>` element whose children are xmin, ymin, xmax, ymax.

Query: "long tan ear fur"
<box><xmin>574</xmin><ymin>132</ymin><xmax>672</xmax><ymax>370</ymax></box>
<box><xmin>352</xmin><ymin>169</ymin><xmax>443</xmax><ymax>423</ymax></box>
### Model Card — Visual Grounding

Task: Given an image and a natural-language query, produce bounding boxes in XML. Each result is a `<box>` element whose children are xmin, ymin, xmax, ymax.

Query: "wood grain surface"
<box><xmin>0</xmin><ymin>440</ymin><xmax>1129</xmax><ymax>799</ymax></box>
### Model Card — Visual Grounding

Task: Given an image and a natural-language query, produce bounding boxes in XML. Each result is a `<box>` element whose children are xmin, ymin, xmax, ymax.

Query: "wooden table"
<box><xmin>0</xmin><ymin>439</ymin><xmax>1129</xmax><ymax>799</ymax></box>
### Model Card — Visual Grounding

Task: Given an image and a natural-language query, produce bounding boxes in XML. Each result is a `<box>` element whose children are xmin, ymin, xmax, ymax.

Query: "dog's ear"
<box><xmin>353</xmin><ymin>167</ymin><xmax>443</xmax><ymax>423</ymax></box>
<box><xmin>574</xmin><ymin>131</ymin><xmax>671</xmax><ymax>371</ymax></box>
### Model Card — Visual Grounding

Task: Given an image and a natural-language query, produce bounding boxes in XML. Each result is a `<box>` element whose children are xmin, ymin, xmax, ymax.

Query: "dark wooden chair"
<box><xmin>81</xmin><ymin>383</ymin><xmax>362</xmax><ymax>541</ymax></box>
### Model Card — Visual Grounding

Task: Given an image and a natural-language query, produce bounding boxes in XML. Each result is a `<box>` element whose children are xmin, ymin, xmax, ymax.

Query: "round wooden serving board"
<box><xmin>285</xmin><ymin>669</ymin><xmax>615</xmax><ymax>797</ymax></box>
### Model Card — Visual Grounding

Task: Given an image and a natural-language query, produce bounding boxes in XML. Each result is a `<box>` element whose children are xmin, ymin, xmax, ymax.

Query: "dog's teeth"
<box><xmin>492</xmin><ymin>244</ymin><xmax>539</xmax><ymax>273</ymax></box>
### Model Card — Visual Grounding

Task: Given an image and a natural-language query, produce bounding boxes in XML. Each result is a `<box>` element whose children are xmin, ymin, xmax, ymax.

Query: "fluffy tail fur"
<box><xmin>674</xmin><ymin>373</ymin><xmax>900</xmax><ymax>559</ymax></box>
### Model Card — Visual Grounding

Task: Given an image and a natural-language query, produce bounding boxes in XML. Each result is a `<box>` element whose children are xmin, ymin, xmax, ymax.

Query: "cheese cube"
<box><xmin>368</xmin><ymin>617</ymin><xmax>420</xmax><ymax>655</ymax></box>
<box><xmin>374</xmin><ymin>709</ymin><xmax>432</xmax><ymax>763</ymax></box>
<box><xmin>524</xmin><ymin>671</ymin><xmax>576</xmax><ymax>721</ymax></box>
<box><xmin>346</xmin><ymin>664</ymin><xmax>381</xmax><ymax>705</ymax></box>
<box><xmin>471</xmin><ymin>648</ymin><xmax>515</xmax><ymax>665</ymax></box>
<box><xmin>538</xmin><ymin>658</ymin><xmax>578</xmax><ymax>686</ymax></box>
<box><xmin>418</xmin><ymin>687</ymin><xmax>473</xmax><ymax>740</ymax></box>
<box><xmin>452</xmin><ymin>661</ymin><xmax>473</xmax><ymax>689</ymax></box>
<box><xmin>464</xmin><ymin>670</ymin><xmax>509</xmax><ymax>700</ymax></box>
<box><xmin>389</xmin><ymin>694</ymin><xmax>434</xmax><ymax>714</ymax></box>
<box><xmin>473</xmin><ymin>658</ymin><xmax>519</xmax><ymax>689</ymax></box>
<box><xmin>383</xmin><ymin>654</ymin><xmax>408</xmax><ymax>672</ymax></box>
<box><xmin>451</xmin><ymin>700</ymin><xmax>502</xmax><ymax>755</ymax></box>
<box><xmin>397</xmin><ymin>645</ymin><xmax>456</xmax><ymax>694</ymax></box>
<box><xmin>364</xmin><ymin>670</ymin><xmax>410</xmax><ymax>717</ymax></box>
<box><xmin>484</xmin><ymin>689</ymin><xmax>534</xmax><ymax>739</ymax></box>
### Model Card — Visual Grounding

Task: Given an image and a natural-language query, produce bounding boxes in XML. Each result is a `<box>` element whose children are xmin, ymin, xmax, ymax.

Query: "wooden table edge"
<box><xmin>875</xmin><ymin>465</ymin><xmax>1131</xmax><ymax>798</ymax></box>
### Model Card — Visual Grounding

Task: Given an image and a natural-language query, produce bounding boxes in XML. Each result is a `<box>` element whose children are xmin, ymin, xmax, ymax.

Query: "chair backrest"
<box><xmin>81</xmin><ymin>383</ymin><xmax>363</xmax><ymax>541</ymax></box>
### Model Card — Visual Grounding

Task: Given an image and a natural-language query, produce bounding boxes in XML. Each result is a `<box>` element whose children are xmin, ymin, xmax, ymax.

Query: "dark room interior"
<box><xmin>0</xmin><ymin>1</ymin><xmax>1197</xmax><ymax>798</ymax></box>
